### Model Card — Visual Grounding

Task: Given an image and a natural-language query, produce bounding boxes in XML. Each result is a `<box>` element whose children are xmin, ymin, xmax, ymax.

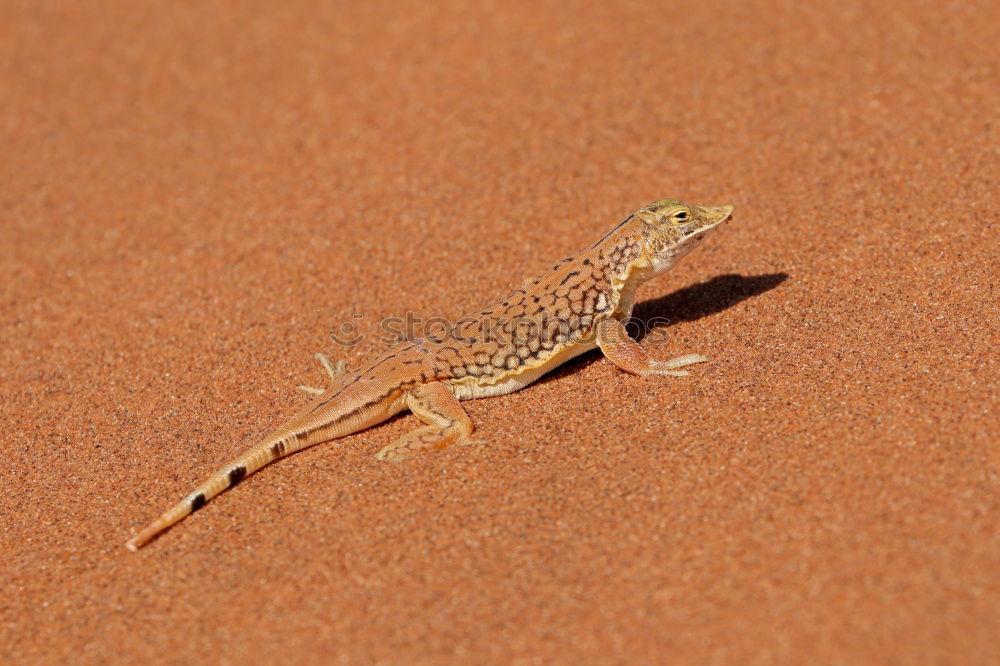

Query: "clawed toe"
<box><xmin>647</xmin><ymin>353</ymin><xmax>708</xmax><ymax>377</ymax></box>
<box><xmin>375</xmin><ymin>447</ymin><xmax>407</xmax><ymax>463</ymax></box>
<box><xmin>661</xmin><ymin>353</ymin><xmax>708</xmax><ymax>369</ymax></box>
<box><xmin>376</xmin><ymin>439</ymin><xmax>485</xmax><ymax>462</ymax></box>
<box><xmin>297</xmin><ymin>353</ymin><xmax>347</xmax><ymax>394</ymax></box>
<box><xmin>650</xmin><ymin>369</ymin><xmax>689</xmax><ymax>377</ymax></box>
<box><xmin>316</xmin><ymin>353</ymin><xmax>346</xmax><ymax>383</ymax></box>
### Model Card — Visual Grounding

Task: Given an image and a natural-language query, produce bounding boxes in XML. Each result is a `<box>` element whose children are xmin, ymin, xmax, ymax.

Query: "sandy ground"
<box><xmin>2</xmin><ymin>0</ymin><xmax>998</xmax><ymax>663</ymax></box>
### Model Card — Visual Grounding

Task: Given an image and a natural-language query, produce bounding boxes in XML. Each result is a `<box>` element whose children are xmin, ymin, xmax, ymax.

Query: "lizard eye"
<box><xmin>673</xmin><ymin>211</ymin><xmax>688</xmax><ymax>221</ymax></box>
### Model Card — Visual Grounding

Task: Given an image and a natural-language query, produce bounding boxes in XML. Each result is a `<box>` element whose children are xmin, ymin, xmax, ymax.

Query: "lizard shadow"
<box><xmin>536</xmin><ymin>272</ymin><xmax>789</xmax><ymax>384</ymax></box>
<box><xmin>629</xmin><ymin>272</ymin><xmax>789</xmax><ymax>342</ymax></box>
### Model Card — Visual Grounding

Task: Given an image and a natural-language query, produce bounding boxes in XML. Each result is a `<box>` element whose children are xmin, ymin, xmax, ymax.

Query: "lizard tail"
<box><xmin>124</xmin><ymin>430</ymin><xmax>301</xmax><ymax>551</ymax></box>
<box><xmin>125</xmin><ymin>379</ymin><xmax>404</xmax><ymax>550</ymax></box>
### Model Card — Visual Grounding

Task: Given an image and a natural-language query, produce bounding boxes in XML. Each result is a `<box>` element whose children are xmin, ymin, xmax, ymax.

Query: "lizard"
<box><xmin>125</xmin><ymin>198</ymin><xmax>734</xmax><ymax>550</ymax></box>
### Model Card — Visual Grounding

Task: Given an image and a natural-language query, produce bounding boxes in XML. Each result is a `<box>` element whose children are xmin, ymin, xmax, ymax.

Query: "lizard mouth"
<box><xmin>701</xmin><ymin>205</ymin><xmax>734</xmax><ymax>226</ymax></box>
<box><xmin>685</xmin><ymin>205</ymin><xmax>733</xmax><ymax>239</ymax></box>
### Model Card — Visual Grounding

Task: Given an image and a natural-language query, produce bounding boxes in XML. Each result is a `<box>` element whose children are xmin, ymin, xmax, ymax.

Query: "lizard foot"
<box><xmin>375</xmin><ymin>430</ymin><xmax>484</xmax><ymax>463</ymax></box>
<box><xmin>647</xmin><ymin>353</ymin><xmax>708</xmax><ymax>377</ymax></box>
<box><xmin>375</xmin><ymin>382</ymin><xmax>477</xmax><ymax>462</ymax></box>
<box><xmin>297</xmin><ymin>353</ymin><xmax>347</xmax><ymax>394</ymax></box>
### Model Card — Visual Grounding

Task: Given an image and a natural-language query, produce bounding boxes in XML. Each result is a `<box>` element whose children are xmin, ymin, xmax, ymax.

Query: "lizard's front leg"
<box><xmin>596</xmin><ymin>318</ymin><xmax>707</xmax><ymax>377</ymax></box>
<box><xmin>376</xmin><ymin>381</ymin><xmax>478</xmax><ymax>462</ymax></box>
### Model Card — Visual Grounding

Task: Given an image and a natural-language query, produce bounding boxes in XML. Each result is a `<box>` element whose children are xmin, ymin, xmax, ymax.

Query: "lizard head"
<box><xmin>635</xmin><ymin>198</ymin><xmax>734</xmax><ymax>274</ymax></box>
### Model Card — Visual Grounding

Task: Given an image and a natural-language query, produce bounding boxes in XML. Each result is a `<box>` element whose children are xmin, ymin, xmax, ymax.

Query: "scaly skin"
<box><xmin>126</xmin><ymin>199</ymin><xmax>734</xmax><ymax>549</ymax></box>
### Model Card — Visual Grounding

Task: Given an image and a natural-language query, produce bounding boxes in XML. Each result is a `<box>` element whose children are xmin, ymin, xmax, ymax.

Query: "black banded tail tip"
<box><xmin>228</xmin><ymin>466</ymin><xmax>246</xmax><ymax>486</ymax></box>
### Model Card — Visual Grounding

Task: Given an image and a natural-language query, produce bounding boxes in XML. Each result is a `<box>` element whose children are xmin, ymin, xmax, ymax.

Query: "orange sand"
<box><xmin>2</xmin><ymin>0</ymin><xmax>997</xmax><ymax>663</ymax></box>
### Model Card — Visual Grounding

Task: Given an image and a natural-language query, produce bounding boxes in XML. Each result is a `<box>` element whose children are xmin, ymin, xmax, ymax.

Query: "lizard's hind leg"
<box><xmin>376</xmin><ymin>382</ymin><xmax>479</xmax><ymax>462</ymax></box>
<box><xmin>298</xmin><ymin>353</ymin><xmax>347</xmax><ymax>394</ymax></box>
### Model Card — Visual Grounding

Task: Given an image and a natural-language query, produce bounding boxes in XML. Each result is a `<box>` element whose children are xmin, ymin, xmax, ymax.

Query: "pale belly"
<box><xmin>449</xmin><ymin>339</ymin><xmax>599</xmax><ymax>400</ymax></box>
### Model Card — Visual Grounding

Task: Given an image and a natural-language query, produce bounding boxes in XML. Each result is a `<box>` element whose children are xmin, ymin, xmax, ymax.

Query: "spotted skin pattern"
<box><xmin>126</xmin><ymin>199</ymin><xmax>733</xmax><ymax>550</ymax></box>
